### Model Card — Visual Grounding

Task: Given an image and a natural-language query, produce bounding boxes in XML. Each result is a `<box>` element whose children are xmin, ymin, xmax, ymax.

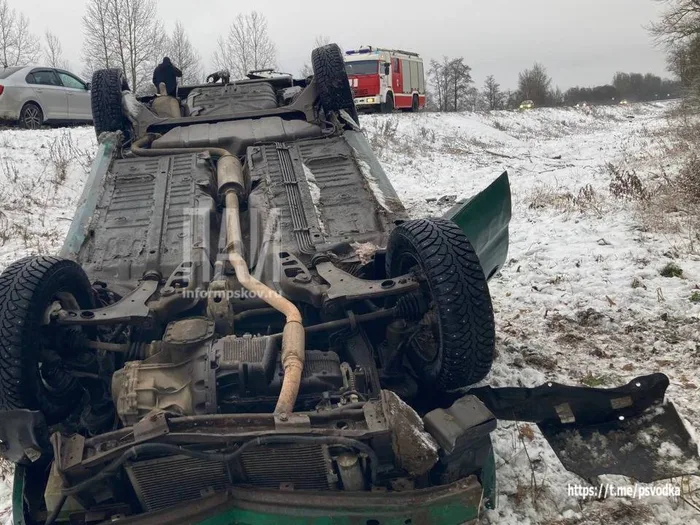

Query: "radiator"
<box><xmin>240</xmin><ymin>443</ymin><xmax>334</xmax><ymax>490</ymax></box>
<box><xmin>126</xmin><ymin>455</ymin><xmax>228</xmax><ymax>512</ymax></box>
<box><xmin>126</xmin><ymin>444</ymin><xmax>335</xmax><ymax>512</ymax></box>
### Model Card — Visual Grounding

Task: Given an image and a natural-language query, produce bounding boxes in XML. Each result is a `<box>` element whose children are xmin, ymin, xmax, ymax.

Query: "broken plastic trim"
<box><xmin>468</xmin><ymin>373</ymin><xmax>669</xmax><ymax>426</ymax></box>
<box><xmin>464</xmin><ymin>373</ymin><xmax>700</xmax><ymax>482</ymax></box>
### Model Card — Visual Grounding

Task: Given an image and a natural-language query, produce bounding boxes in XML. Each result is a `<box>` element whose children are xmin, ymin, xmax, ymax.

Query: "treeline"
<box><xmin>428</xmin><ymin>56</ymin><xmax>681</xmax><ymax>112</ymax></box>
<box><xmin>565</xmin><ymin>73</ymin><xmax>682</xmax><ymax>105</ymax></box>
<box><xmin>0</xmin><ymin>0</ymin><xmax>285</xmax><ymax>94</ymax></box>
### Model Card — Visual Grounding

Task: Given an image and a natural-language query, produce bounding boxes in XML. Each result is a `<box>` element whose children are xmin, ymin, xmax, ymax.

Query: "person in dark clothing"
<box><xmin>152</xmin><ymin>57</ymin><xmax>182</xmax><ymax>96</ymax></box>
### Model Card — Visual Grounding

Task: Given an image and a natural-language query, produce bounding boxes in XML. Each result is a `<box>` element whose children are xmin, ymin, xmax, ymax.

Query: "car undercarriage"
<box><xmin>0</xmin><ymin>45</ymin><xmax>697</xmax><ymax>525</ymax></box>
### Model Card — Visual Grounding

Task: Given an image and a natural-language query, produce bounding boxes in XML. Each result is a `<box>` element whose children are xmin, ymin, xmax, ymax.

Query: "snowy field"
<box><xmin>1</xmin><ymin>102</ymin><xmax>699</xmax><ymax>524</ymax></box>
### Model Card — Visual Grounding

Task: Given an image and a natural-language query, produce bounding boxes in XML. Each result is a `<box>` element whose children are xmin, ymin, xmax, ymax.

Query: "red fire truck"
<box><xmin>344</xmin><ymin>46</ymin><xmax>426</xmax><ymax>113</ymax></box>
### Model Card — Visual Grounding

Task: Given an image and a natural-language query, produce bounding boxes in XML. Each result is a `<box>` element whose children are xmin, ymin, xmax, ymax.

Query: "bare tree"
<box><xmin>313</xmin><ymin>35</ymin><xmax>331</xmax><ymax>48</ymax></box>
<box><xmin>428</xmin><ymin>57</ymin><xmax>450</xmax><ymax>112</ymax></box>
<box><xmin>44</xmin><ymin>30</ymin><xmax>69</xmax><ymax>70</ymax></box>
<box><xmin>650</xmin><ymin>0</ymin><xmax>700</xmax><ymax>94</ymax></box>
<box><xmin>299</xmin><ymin>35</ymin><xmax>332</xmax><ymax>77</ymax></box>
<box><xmin>108</xmin><ymin>0</ymin><xmax>167</xmax><ymax>93</ymax></box>
<box><xmin>0</xmin><ymin>0</ymin><xmax>40</xmax><ymax>68</ymax></box>
<box><xmin>82</xmin><ymin>0</ymin><xmax>114</xmax><ymax>77</ymax></box>
<box><xmin>505</xmin><ymin>90</ymin><xmax>519</xmax><ymax>109</ymax></box>
<box><xmin>82</xmin><ymin>0</ymin><xmax>167</xmax><ymax>93</ymax></box>
<box><xmin>465</xmin><ymin>86</ymin><xmax>482</xmax><ymax>112</ymax></box>
<box><xmin>299</xmin><ymin>63</ymin><xmax>312</xmax><ymax>78</ymax></box>
<box><xmin>447</xmin><ymin>58</ymin><xmax>473</xmax><ymax>111</ymax></box>
<box><xmin>482</xmin><ymin>75</ymin><xmax>505</xmax><ymax>110</ymax></box>
<box><xmin>428</xmin><ymin>57</ymin><xmax>473</xmax><ymax>112</ymax></box>
<box><xmin>166</xmin><ymin>21</ymin><xmax>202</xmax><ymax>85</ymax></box>
<box><xmin>650</xmin><ymin>0</ymin><xmax>700</xmax><ymax>45</ymax></box>
<box><xmin>213</xmin><ymin>11</ymin><xmax>276</xmax><ymax>79</ymax></box>
<box><xmin>517</xmin><ymin>63</ymin><xmax>552</xmax><ymax>105</ymax></box>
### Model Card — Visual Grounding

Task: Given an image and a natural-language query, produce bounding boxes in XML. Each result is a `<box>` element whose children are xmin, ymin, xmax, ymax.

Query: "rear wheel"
<box><xmin>381</xmin><ymin>93</ymin><xmax>395</xmax><ymax>114</ymax></box>
<box><xmin>0</xmin><ymin>257</ymin><xmax>94</xmax><ymax>424</ymax></box>
<box><xmin>311</xmin><ymin>43</ymin><xmax>360</xmax><ymax>124</ymax></box>
<box><xmin>19</xmin><ymin>103</ymin><xmax>43</xmax><ymax>129</ymax></box>
<box><xmin>387</xmin><ymin>218</ymin><xmax>495</xmax><ymax>391</ymax></box>
<box><xmin>91</xmin><ymin>68</ymin><xmax>130</xmax><ymax>137</ymax></box>
<box><xmin>410</xmin><ymin>94</ymin><xmax>419</xmax><ymax>112</ymax></box>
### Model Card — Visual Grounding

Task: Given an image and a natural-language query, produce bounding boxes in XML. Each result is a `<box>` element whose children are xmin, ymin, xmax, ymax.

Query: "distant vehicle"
<box><xmin>0</xmin><ymin>66</ymin><xmax>92</xmax><ymax>129</ymax></box>
<box><xmin>575</xmin><ymin>101</ymin><xmax>589</xmax><ymax>108</ymax></box>
<box><xmin>619</xmin><ymin>99</ymin><xmax>629</xmax><ymax>105</ymax></box>
<box><xmin>519</xmin><ymin>100</ymin><xmax>535</xmax><ymax>110</ymax></box>
<box><xmin>344</xmin><ymin>46</ymin><xmax>426</xmax><ymax>113</ymax></box>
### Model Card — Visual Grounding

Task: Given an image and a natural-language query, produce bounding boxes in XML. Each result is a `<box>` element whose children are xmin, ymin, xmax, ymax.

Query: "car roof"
<box><xmin>0</xmin><ymin>65</ymin><xmax>53</xmax><ymax>76</ymax></box>
<box><xmin>0</xmin><ymin>66</ymin><xmax>85</xmax><ymax>82</ymax></box>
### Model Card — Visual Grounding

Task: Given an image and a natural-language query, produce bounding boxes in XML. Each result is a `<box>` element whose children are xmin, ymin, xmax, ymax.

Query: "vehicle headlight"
<box><xmin>367</xmin><ymin>97</ymin><xmax>375</xmax><ymax>103</ymax></box>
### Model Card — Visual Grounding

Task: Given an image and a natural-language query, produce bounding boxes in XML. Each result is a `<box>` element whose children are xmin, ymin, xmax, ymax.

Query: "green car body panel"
<box><xmin>444</xmin><ymin>172</ymin><xmax>512</xmax><ymax>280</ymax></box>
<box><xmin>12</xmin><ymin>452</ymin><xmax>496</xmax><ymax>524</ymax></box>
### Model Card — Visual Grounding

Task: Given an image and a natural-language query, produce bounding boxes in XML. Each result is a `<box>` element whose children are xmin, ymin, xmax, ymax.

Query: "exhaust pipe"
<box><xmin>223</xmin><ymin>192</ymin><xmax>305</xmax><ymax>416</ymax></box>
<box><xmin>131</xmin><ymin>136</ymin><xmax>306</xmax><ymax>416</ymax></box>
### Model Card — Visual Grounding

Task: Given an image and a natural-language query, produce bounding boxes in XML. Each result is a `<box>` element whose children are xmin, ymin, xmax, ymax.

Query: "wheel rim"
<box><xmin>23</xmin><ymin>106</ymin><xmax>41</xmax><ymax>128</ymax></box>
<box><xmin>397</xmin><ymin>252</ymin><xmax>441</xmax><ymax>364</ymax></box>
<box><xmin>39</xmin><ymin>292</ymin><xmax>81</xmax><ymax>397</ymax></box>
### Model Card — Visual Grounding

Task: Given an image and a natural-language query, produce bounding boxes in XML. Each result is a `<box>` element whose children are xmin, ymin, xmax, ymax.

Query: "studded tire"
<box><xmin>311</xmin><ymin>43</ymin><xmax>360</xmax><ymax>124</ymax></box>
<box><xmin>387</xmin><ymin>218</ymin><xmax>495</xmax><ymax>390</ymax></box>
<box><xmin>91</xmin><ymin>68</ymin><xmax>130</xmax><ymax>137</ymax></box>
<box><xmin>0</xmin><ymin>256</ymin><xmax>94</xmax><ymax>424</ymax></box>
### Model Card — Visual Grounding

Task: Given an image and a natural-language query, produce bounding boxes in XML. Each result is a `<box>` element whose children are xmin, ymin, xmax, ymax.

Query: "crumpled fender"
<box><xmin>443</xmin><ymin>172</ymin><xmax>512</xmax><ymax>281</ymax></box>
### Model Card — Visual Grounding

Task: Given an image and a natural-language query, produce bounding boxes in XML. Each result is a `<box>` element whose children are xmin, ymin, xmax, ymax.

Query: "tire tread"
<box><xmin>387</xmin><ymin>218</ymin><xmax>495</xmax><ymax>390</ymax></box>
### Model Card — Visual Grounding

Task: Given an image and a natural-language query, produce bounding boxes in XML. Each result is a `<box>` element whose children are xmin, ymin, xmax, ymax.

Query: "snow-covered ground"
<box><xmin>0</xmin><ymin>128</ymin><xmax>97</xmax><ymax>268</ymax></box>
<box><xmin>1</xmin><ymin>103</ymin><xmax>699</xmax><ymax>523</ymax></box>
<box><xmin>364</xmin><ymin>102</ymin><xmax>700</xmax><ymax>524</ymax></box>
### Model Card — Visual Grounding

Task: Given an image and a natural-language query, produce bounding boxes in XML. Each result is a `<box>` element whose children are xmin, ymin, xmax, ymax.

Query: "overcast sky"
<box><xmin>19</xmin><ymin>0</ymin><xmax>669</xmax><ymax>89</ymax></box>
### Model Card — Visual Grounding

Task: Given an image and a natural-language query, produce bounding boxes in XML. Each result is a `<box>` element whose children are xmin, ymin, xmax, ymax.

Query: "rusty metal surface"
<box><xmin>57</xmin><ymin>279</ymin><xmax>158</xmax><ymax>326</ymax></box>
<box><xmin>246</xmin><ymin>134</ymin><xmax>407</xmax><ymax>267</ymax></box>
<box><xmin>316</xmin><ymin>261</ymin><xmax>419</xmax><ymax>302</ymax></box>
<box><xmin>68</xmin><ymin>410</ymin><xmax>387</xmax><ymax>471</ymax></box>
<box><xmin>72</xmin><ymin>152</ymin><xmax>218</xmax><ymax>289</ymax></box>
<box><xmin>133</xmin><ymin>412</ymin><xmax>170</xmax><ymax>444</ymax></box>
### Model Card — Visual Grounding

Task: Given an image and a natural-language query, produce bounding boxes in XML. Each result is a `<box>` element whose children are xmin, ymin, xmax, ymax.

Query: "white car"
<box><xmin>0</xmin><ymin>66</ymin><xmax>92</xmax><ymax>128</ymax></box>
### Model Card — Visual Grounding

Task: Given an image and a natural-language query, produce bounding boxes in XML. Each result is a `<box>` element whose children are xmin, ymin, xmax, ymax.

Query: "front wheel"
<box><xmin>381</xmin><ymin>93</ymin><xmax>394</xmax><ymax>114</ymax></box>
<box><xmin>0</xmin><ymin>256</ymin><xmax>94</xmax><ymax>424</ymax></box>
<box><xmin>387</xmin><ymin>218</ymin><xmax>496</xmax><ymax>391</ymax></box>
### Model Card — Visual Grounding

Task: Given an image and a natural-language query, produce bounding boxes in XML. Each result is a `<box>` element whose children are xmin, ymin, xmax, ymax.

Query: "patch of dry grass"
<box><xmin>527</xmin><ymin>184</ymin><xmax>604</xmax><ymax>216</ymax></box>
<box><xmin>540</xmin><ymin>501</ymin><xmax>654</xmax><ymax>525</ymax></box>
<box><xmin>0</xmin><ymin>130</ymin><xmax>92</xmax><ymax>255</ymax></box>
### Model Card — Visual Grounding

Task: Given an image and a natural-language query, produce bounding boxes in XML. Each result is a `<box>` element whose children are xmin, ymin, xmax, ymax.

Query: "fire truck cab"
<box><xmin>344</xmin><ymin>46</ymin><xmax>426</xmax><ymax>113</ymax></box>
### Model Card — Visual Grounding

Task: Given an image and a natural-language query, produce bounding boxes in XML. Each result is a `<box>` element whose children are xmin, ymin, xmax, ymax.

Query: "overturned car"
<box><xmin>0</xmin><ymin>45</ymin><xmax>697</xmax><ymax>525</ymax></box>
